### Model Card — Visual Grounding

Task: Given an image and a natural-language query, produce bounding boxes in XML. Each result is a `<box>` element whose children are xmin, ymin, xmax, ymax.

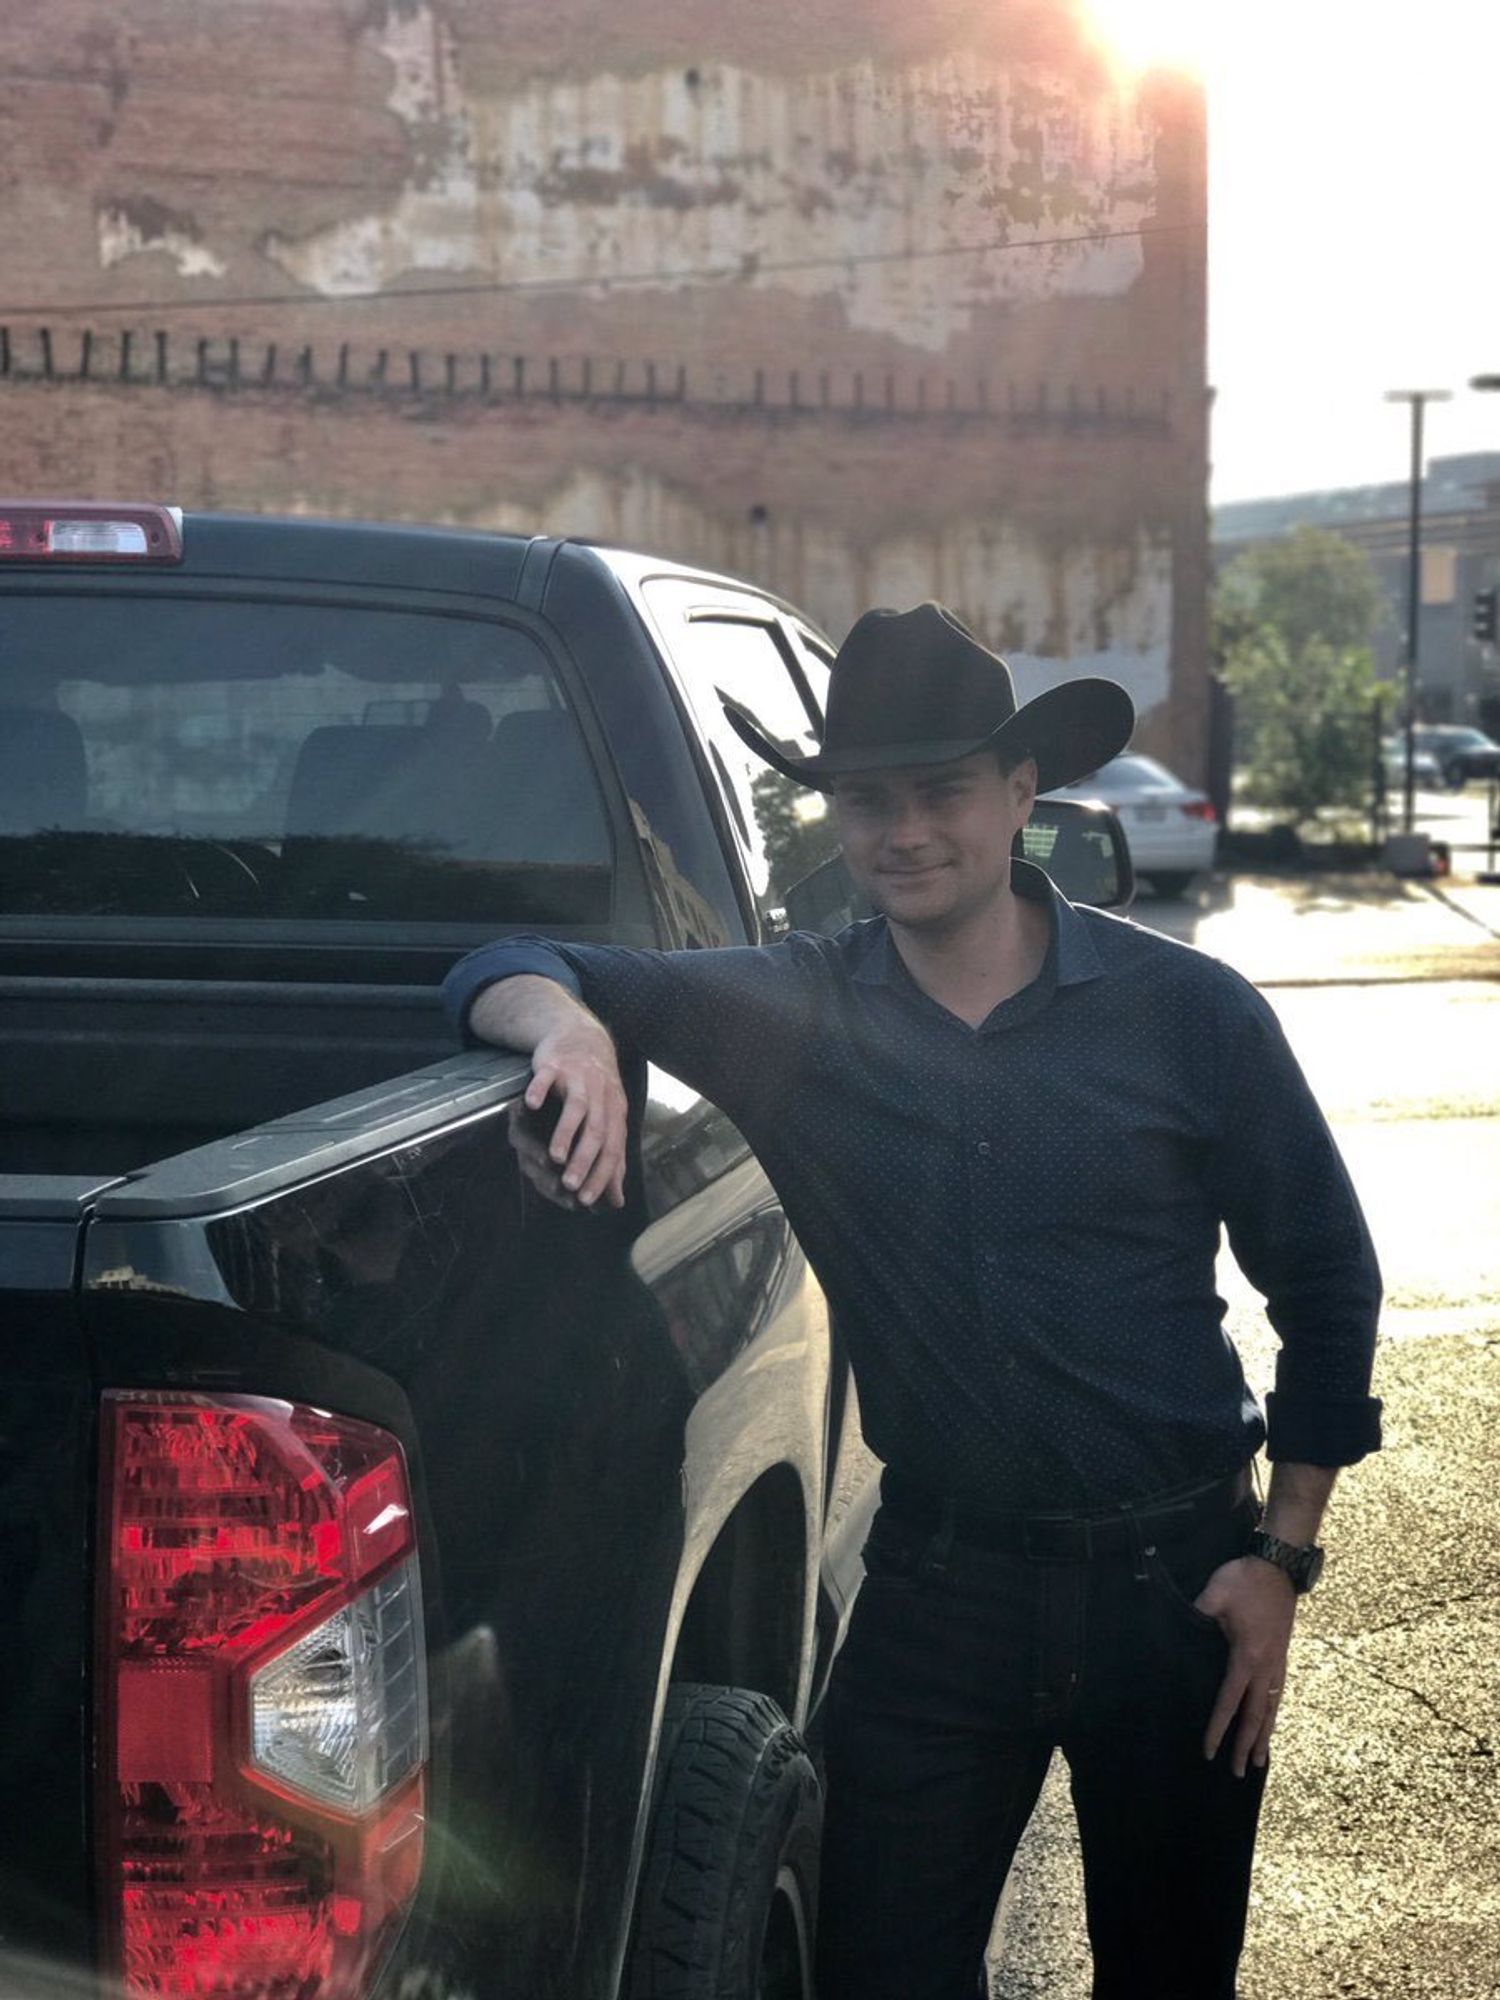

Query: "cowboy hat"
<box><xmin>723</xmin><ymin>601</ymin><xmax>1134</xmax><ymax>795</ymax></box>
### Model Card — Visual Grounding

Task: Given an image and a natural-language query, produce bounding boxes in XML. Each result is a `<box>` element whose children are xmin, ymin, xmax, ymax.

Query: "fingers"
<box><xmin>521</xmin><ymin>1056</ymin><xmax>628</xmax><ymax>1209</ymax></box>
<box><xmin>1205</xmin><ymin>1663</ymin><xmax>1286</xmax><ymax>1777</ymax></box>
<box><xmin>1249</xmin><ymin>1683</ymin><xmax>1283</xmax><ymax>1772</ymax></box>
<box><xmin>523</xmin><ymin>1065</ymin><xmax>556</xmax><ymax>1113</ymax></box>
<box><xmin>1231</xmin><ymin>1673</ymin><xmax>1283</xmax><ymax>1778</ymax></box>
<box><xmin>507</xmin><ymin>1108</ymin><xmax>580</xmax><ymax>1211</ymax></box>
<box><xmin>1203</xmin><ymin>1660</ymin><xmax>1248</xmax><ymax>1767</ymax></box>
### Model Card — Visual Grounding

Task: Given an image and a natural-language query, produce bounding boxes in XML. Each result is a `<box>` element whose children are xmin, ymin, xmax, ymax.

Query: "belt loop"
<box><xmin>921</xmin><ymin>1498</ymin><xmax>956</xmax><ymax>1579</ymax></box>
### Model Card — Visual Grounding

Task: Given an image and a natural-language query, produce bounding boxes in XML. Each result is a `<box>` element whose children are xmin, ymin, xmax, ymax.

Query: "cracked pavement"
<box><xmin>989</xmin><ymin>874</ymin><xmax>1500</xmax><ymax>1999</ymax></box>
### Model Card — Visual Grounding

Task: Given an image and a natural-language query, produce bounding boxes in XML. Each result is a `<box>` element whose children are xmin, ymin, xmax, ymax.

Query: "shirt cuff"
<box><xmin>441</xmin><ymin>942</ymin><xmax>584</xmax><ymax>1044</ymax></box>
<box><xmin>1264</xmin><ymin>1390</ymin><xmax>1383</xmax><ymax>1466</ymax></box>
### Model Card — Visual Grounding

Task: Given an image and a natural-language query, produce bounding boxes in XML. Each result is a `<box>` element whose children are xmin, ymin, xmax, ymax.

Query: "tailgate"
<box><xmin>0</xmin><ymin>1179</ymin><xmax>115</xmax><ymax>1987</ymax></box>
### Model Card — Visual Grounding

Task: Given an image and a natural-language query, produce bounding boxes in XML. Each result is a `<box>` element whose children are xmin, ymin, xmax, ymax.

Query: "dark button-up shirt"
<box><xmin>443</xmin><ymin>862</ymin><xmax>1382</xmax><ymax>1511</ymax></box>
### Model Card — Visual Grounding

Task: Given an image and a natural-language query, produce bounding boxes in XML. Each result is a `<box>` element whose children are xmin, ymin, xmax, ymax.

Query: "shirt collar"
<box><xmin>848</xmin><ymin>857</ymin><xmax>1105</xmax><ymax>991</ymax></box>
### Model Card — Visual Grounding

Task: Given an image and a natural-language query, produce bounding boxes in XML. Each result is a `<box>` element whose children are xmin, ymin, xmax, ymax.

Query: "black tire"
<box><xmin>1146</xmin><ymin>870</ymin><xmax>1196</xmax><ymax>898</ymax></box>
<box><xmin>1444</xmin><ymin>760</ymin><xmax>1468</xmax><ymax>791</ymax></box>
<box><xmin>625</xmin><ymin>1684</ymin><xmax>822</xmax><ymax>2000</ymax></box>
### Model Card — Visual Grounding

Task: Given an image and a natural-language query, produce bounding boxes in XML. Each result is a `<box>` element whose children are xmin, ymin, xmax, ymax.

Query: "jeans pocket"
<box><xmin>1143</xmin><ymin>1539</ymin><xmax>1229</xmax><ymax>1642</ymax></box>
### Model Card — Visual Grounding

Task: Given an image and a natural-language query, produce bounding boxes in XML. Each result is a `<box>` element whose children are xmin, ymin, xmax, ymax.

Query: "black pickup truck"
<box><xmin>0</xmin><ymin>503</ymin><xmax>1129</xmax><ymax>2000</ymax></box>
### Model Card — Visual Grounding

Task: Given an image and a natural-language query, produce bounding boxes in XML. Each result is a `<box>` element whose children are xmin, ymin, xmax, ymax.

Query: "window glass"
<box><xmin>786</xmin><ymin>626</ymin><xmax>833</xmax><ymax>724</ymax></box>
<box><xmin>645</xmin><ymin>583</ymin><xmax>840</xmax><ymax>912</ymax></box>
<box><xmin>0</xmin><ymin>594</ymin><xmax>613</xmax><ymax>927</ymax></box>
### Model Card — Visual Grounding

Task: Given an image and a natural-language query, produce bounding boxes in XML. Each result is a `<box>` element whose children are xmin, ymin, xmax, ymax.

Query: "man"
<box><xmin>442</xmin><ymin>604</ymin><xmax>1381</xmax><ymax>1999</ymax></box>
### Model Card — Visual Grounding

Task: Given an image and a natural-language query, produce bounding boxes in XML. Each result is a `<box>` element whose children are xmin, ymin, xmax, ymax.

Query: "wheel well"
<box><xmin>670</xmin><ymin>1463</ymin><xmax>807</xmax><ymax>1719</ymax></box>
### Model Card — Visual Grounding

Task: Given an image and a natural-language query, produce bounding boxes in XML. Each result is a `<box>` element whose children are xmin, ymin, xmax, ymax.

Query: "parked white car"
<box><xmin>1046</xmin><ymin>752</ymin><xmax>1217</xmax><ymax>897</ymax></box>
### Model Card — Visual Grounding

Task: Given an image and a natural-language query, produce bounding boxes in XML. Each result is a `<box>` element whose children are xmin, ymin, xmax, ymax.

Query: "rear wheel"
<box><xmin>1444</xmin><ymin>760</ymin><xmax>1468</xmax><ymax>790</ymax></box>
<box><xmin>626</xmin><ymin>1684</ymin><xmax>821</xmax><ymax>2000</ymax></box>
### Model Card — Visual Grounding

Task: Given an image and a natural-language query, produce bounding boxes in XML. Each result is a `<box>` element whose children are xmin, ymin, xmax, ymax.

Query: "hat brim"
<box><xmin>724</xmin><ymin>677</ymin><xmax>1135</xmax><ymax>796</ymax></box>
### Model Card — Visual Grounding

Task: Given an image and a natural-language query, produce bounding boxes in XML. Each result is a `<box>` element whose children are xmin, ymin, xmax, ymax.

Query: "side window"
<box><xmin>645</xmin><ymin>584</ymin><xmax>842</xmax><ymax>915</ymax></box>
<box><xmin>786</xmin><ymin>625</ymin><xmax>833</xmax><ymax>726</ymax></box>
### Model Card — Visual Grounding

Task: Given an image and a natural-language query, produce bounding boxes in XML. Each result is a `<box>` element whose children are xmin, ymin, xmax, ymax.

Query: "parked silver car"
<box><xmin>1381</xmin><ymin>737</ymin><xmax>1443</xmax><ymax>791</ymax></box>
<box><xmin>1046</xmin><ymin>752</ymin><xmax>1217</xmax><ymax>897</ymax></box>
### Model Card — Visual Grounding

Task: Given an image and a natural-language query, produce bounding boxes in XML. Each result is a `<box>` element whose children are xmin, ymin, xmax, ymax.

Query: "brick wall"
<box><xmin>0</xmin><ymin>0</ymin><xmax>1208</xmax><ymax>772</ymax></box>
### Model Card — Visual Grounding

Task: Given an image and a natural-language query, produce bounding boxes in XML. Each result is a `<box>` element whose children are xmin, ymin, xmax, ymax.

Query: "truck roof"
<box><xmin>175</xmin><ymin>510</ymin><xmax>540</xmax><ymax>597</ymax></box>
<box><xmin>0</xmin><ymin>503</ymin><xmax>830</xmax><ymax>639</ymax></box>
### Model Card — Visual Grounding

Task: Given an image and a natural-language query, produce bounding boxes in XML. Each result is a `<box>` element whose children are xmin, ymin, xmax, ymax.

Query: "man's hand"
<box><xmin>467</xmin><ymin>973</ymin><xmax>629</xmax><ymax>1210</ymax></box>
<box><xmin>523</xmin><ymin>1023</ymin><xmax>629</xmax><ymax>1209</ymax></box>
<box><xmin>1195</xmin><ymin>1555</ymin><xmax>1298</xmax><ymax>1778</ymax></box>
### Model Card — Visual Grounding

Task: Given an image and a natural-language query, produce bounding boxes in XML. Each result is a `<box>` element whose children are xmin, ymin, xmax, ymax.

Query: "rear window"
<box><xmin>0</xmin><ymin>594</ymin><xmax>613</xmax><ymax>928</ymax></box>
<box><xmin>1067</xmin><ymin>753</ymin><xmax>1175</xmax><ymax>790</ymax></box>
<box><xmin>1417</xmin><ymin>727</ymin><xmax>1491</xmax><ymax>750</ymax></box>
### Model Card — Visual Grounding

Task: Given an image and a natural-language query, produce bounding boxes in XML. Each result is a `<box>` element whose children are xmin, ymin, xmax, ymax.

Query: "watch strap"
<box><xmin>1247</xmin><ymin>1528</ymin><xmax>1324</xmax><ymax>1594</ymax></box>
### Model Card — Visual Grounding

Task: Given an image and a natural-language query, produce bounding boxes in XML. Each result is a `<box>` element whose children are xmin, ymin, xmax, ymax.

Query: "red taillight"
<box><xmin>0</xmin><ymin>500</ymin><xmax>183</xmax><ymax>561</ymax></box>
<box><xmin>1179</xmin><ymin>800</ymin><xmax>1217</xmax><ymax>822</ymax></box>
<box><xmin>98</xmin><ymin>1394</ymin><xmax>426</xmax><ymax>1999</ymax></box>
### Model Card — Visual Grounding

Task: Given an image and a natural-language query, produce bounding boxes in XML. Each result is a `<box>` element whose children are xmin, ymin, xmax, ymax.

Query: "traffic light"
<box><xmin>1475</xmin><ymin>586</ymin><xmax>1499</xmax><ymax>643</ymax></box>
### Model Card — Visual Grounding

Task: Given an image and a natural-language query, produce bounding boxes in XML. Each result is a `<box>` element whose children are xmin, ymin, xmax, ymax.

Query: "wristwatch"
<box><xmin>1247</xmin><ymin>1529</ymin><xmax>1325</xmax><ymax>1594</ymax></box>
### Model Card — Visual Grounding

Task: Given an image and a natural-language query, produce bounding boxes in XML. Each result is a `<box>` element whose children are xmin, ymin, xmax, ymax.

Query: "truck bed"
<box><xmin>0</xmin><ymin>974</ymin><xmax>453</xmax><ymax>1175</ymax></box>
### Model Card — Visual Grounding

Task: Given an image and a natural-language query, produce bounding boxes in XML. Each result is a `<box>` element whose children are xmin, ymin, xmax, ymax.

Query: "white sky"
<box><xmin>1086</xmin><ymin>0</ymin><xmax>1500</xmax><ymax>504</ymax></box>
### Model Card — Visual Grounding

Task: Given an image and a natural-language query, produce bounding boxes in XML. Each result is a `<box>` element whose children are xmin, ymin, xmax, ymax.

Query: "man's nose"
<box><xmin>885</xmin><ymin>801</ymin><xmax>933</xmax><ymax>848</ymax></box>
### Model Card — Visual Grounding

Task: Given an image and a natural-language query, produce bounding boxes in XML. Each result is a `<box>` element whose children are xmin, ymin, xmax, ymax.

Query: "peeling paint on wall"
<box><xmin>863</xmin><ymin>522</ymin><xmax>1172</xmax><ymax>715</ymax></box>
<box><xmin>98</xmin><ymin>199</ymin><xmax>227</xmax><ymax>280</ymax></box>
<box><xmin>447</xmin><ymin>462</ymin><xmax>1171</xmax><ymax>716</ymax></box>
<box><xmin>261</xmin><ymin>3</ymin><xmax>1156</xmax><ymax>351</ymax></box>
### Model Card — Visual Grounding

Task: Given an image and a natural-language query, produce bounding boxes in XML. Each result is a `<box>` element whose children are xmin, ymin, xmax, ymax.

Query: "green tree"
<box><xmin>1217</xmin><ymin>527</ymin><xmax>1385</xmax><ymax>832</ymax></box>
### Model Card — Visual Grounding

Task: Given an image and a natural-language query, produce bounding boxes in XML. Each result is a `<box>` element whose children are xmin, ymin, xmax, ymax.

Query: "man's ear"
<box><xmin>1010</xmin><ymin>755</ymin><xmax>1040</xmax><ymax>810</ymax></box>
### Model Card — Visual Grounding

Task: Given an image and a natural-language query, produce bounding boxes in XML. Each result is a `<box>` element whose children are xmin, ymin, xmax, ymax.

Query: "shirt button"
<box><xmin>976</xmin><ymin>1140</ymin><xmax>992</xmax><ymax>1157</ymax></box>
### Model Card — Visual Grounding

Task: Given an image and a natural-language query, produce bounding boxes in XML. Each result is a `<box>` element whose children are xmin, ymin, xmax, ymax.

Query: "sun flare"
<box><xmin>1078</xmin><ymin>0</ymin><xmax>1217</xmax><ymax>78</ymax></box>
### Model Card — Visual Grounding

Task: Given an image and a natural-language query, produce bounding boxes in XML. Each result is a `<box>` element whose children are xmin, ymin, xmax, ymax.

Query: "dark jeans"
<box><xmin>815</xmin><ymin>1478</ymin><xmax>1267</xmax><ymax>2000</ymax></box>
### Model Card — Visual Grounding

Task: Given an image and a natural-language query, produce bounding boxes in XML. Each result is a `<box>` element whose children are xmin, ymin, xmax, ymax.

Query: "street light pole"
<box><xmin>1385</xmin><ymin>388</ymin><xmax>1452</xmax><ymax>833</ymax></box>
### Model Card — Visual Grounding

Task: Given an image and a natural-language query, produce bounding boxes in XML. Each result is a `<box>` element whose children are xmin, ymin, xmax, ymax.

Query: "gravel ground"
<box><xmin>990</xmin><ymin>1332</ymin><xmax>1500</xmax><ymax>2000</ymax></box>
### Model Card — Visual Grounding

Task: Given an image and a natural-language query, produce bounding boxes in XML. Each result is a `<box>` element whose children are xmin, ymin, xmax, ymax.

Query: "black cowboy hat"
<box><xmin>724</xmin><ymin>601</ymin><xmax>1134</xmax><ymax>795</ymax></box>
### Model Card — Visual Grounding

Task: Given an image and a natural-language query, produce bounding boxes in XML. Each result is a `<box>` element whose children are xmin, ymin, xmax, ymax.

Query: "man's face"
<box><xmin>832</xmin><ymin>749</ymin><xmax>1037</xmax><ymax>933</ymax></box>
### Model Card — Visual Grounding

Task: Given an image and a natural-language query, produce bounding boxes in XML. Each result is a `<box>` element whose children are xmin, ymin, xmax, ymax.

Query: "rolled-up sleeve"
<box><xmin>443</xmin><ymin>938</ymin><xmax>588</xmax><ymax>1036</ymax></box>
<box><xmin>441</xmin><ymin>934</ymin><xmax>825</xmax><ymax>1115</ymax></box>
<box><xmin>1209</xmin><ymin>981</ymin><xmax>1383</xmax><ymax>1465</ymax></box>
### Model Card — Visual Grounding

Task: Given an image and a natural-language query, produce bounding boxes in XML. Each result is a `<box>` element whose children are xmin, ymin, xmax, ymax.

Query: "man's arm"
<box><xmin>1209</xmin><ymin>981</ymin><xmax>1383</xmax><ymax>1464</ymax></box>
<box><xmin>1195</xmin><ymin>977</ymin><xmax>1381</xmax><ymax>1778</ymax></box>
<box><xmin>469</xmin><ymin>975</ymin><xmax>629</xmax><ymax>1210</ymax></box>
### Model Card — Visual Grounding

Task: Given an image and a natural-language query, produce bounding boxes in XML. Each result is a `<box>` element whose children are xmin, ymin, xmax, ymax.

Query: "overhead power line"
<box><xmin>1</xmin><ymin>219</ymin><xmax>1197</xmax><ymax>320</ymax></box>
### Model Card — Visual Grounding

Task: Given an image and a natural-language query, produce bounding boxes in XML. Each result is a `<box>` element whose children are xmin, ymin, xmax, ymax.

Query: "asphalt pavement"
<box><xmin>987</xmin><ymin>864</ymin><xmax>1500</xmax><ymax>2000</ymax></box>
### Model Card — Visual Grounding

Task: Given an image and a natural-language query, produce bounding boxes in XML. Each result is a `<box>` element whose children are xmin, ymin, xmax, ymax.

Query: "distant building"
<box><xmin>1215</xmin><ymin>454</ymin><xmax>1500</xmax><ymax>727</ymax></box>
<box><xmin>0</xmin><ymin>1</ymin><xmax>1212</xmax><ymax>777</ymax></box>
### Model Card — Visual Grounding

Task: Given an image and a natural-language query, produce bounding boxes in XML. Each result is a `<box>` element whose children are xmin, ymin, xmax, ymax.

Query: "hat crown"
<box><xmin>718</xmin><ymin>596</ymin><xmax>1134</xmax><ymax>796</ymax></box>
<box><xmin>825</xmin><ymin>603</ymin><xmax>1018</xmax><ymax>756</ymax></box>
